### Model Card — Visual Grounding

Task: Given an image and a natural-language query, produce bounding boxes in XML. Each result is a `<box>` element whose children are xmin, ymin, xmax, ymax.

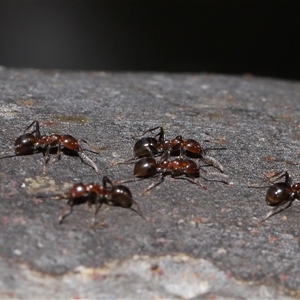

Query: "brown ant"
<box><xmin>118</xmin><ymin>152</ymin><xmax>228</xmax><ymax>194</ymax></box>
<box><xmin>253</xmin><ymin>171</ymin><xmax>300</xmax><ymax>224</ymax></box>
<box><xmin>116</xmin><ymin>126</ymin><xmax>224</xmax><ymax>172</ymax></box>
<box><xmin>58</xmin><ymin>176</ymin><xmax>145</xmax><ymax>225</ymax></box>
<box><xmin>0</xmin><ymin>120</ymin><xmax>99</xmax><ymax>172</ymax></box>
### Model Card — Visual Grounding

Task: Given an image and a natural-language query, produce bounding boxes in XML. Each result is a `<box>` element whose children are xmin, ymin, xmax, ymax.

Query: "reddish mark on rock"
<box><xmin>32</xmin><ymin>198</ymin><xmax>43</xmax><ymax>204</ymax></box>
<box><xmin>6</xmin><ymin>191</ymin><xmax>17</xmax><ymax>197</ymax></box>
<box><xmin>23</xmin><ymin>100</ymin><xmax>35</xmax><ymax>107</ymax></box>
<box><xmin>194</xmin><ymin>217</ymin><xmax>203</xmax><ymax>223</ymax></box>
<box><xmin>2</xmin><ymin>217</ymin><xmax>11</xmax><ymax>224</ymax></box>
<box><xmin>92</xmin><ymin>272</ymin><xmax>106</xmax><ymax>281</ymax></box>
<box><xmin>10</xmin><ymin>181</ymin><xmax>18</xmax><ymax>188</ymax></box>
<box><xmin>250</xmin><ymin>228</ymin><xmax>260</xmax><ymax>235</ymax></box>
<box><xmin>1</xmin><ymin>292</ymin><xmax>15</xmax><ymax>298</ymax></box>
<box><xmin>268</xmin><ymin>236</ymin><xmax>278</xmax><ymax>243</ymax></box>
<box><xmin>156</xmin><ymin>237</ymin><xmax>168</xmax><ymax>246</ymax></box>
<box><xmin>226</xmin><ymin>270</ymin><xmax>232</xmax><ymax>279</ymax></box>
<box><xmin>150</xmin><ymin>264</ymin><xmax>164</xmax><ymax>276</ymax></box>
<box><xmin>41</xmin><ymin>120</ymin><xmax>57</xmax><ymax>126</ymax></box>
<box><xmin>14</xmin><ymin>217</ymin><xmax>25</xmax><ymax>224</ymax></box>
<box><xmin>279</xmin><ymin>274</ymin><xmax>289</xmax><ymax>281</ymax></box>
<box><xmin>263</xmin><ymin>170</ymin><xmax>276</xmax><ymax>180</ymax></box>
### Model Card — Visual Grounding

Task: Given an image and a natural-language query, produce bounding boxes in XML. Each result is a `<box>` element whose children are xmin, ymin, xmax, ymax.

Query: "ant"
<box><xmin>58</xmin><ymin>176</ymin><xmax>145</xmax><ymax>225</ymax></box>
<box><xmin>0</xmin><ymin>120</ymin><xmax>99</xmax><ymax>172</ymax></box>
<box><xmin>136</xmin><ymin>126</ymin><xmax>206</xmax><ymax>158</ymax></box>
<box><xmin>253</xmin><ymin>171</ymin><xmax>300</xmax><ymax>224</ymax></box>
<box><xmin>116</xmin><ymin>126</ymin><xmax>224</xmax><ymax>172</ymax></box>
<box><xmin>118</xmin><ymin>152</ymin><xmax>228</xmax><ymax>194</ymax></box>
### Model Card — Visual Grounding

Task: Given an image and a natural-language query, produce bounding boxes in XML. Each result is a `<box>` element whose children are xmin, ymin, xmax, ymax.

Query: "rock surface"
<box><xmin>0</xmin><ymin>67</ymin><xmax>300</xmax><ymax>299</ymax></box>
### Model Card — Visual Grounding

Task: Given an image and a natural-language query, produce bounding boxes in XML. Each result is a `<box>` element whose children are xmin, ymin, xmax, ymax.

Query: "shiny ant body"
<box><xmin>120</xmin><ymin>126</ymin><xmax>224</xmax><ymax>172</ymax></box>
<box><xmin>118</xmin><ymin>154</ymin><xmax>228</xmax><ymax>194</ymax></box>
<box><xmin>257</xmin><ymin>171</ymin><xmax>300</xmax><ymax>224</ymax></box>
<box><xmin>134</xmin><ymin>126</ymin><xmax>206</xmax><ymax>158</ymax></box>
<box><xmin>58</xmin><ymin>176</ymin><xmax>145</xmax><ymax>224</ymax></box>
<box><xmin>1</xmin><ymin>120</ymin><xmax>99</xmax><ymax>172</ymax></box>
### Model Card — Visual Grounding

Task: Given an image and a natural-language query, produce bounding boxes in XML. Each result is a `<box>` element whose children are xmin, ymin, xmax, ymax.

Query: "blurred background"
<box><xmin>0</xmin><ymin>1</ymin><xmax>300</xmax><ymax>80</ymax></box>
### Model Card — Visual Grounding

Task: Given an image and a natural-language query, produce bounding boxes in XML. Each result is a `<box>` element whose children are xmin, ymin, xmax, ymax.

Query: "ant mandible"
<box><xmin>58</xmin><ymin>176</ymin><xmax>145</xmax><ymax>224</ymax></box>
<box><xmin>119</xmin><ymin>126</ymin><xmax>224</xmax><ymax>172</ymax></box>
<box><xmin>256</xmin><ymin>171</ymin><xmax>300</xmax><ymax>224</ymax></box>
<box><xmin>0</xmin><ymin>120</ymin><xmax>99</xmax><ymax>172</ymax></box>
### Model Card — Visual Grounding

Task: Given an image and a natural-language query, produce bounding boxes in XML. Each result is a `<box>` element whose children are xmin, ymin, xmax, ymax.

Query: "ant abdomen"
<box><xmin>134</xmin><ymin>137</ymin><xmax>160</xmax><ymax>157</ymax></box>
<box><xmin>111</xmin><ymin>185</ymin><xmax>133</xmax><ymax>208</ymax></box>
<box><xmin>265</xmin><ymin>183</ymin><xmax>292</xmax><ymax>206</ymax></box>
<box><xmin>14</xmin><ymin>133</ymin><xmax>36</xmax><ymax>155</ymax></box>
<box><xmin>134</xmin><ymin>157</ymin><xmax>157</xmax><ymax>178</ymax></box>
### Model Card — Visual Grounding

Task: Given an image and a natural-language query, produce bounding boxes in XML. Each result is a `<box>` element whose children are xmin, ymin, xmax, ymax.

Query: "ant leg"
<box><xmin>58</xmin><ymin>203</ymin><xmax>73</xmax><ymax>223</ymax></box>
<box><xmin>256</xmin><ymin>200</ymin><xmax>293</xmax><ymax>225</ymax></box>
<box><xmin>182</xmin><ymin>175</ymin><xmax>207</xmax><ymax>190</ymax></box>
<box><xmin>111</xmin><ymin>156</ymin><xmax>137</xmax><ymax>166</ymax></box>
<box><xmin>51</xmin><ymin>142</ymin><xmax>62</xmax><ymax>164</ymax></box>
<box><xmin>24</xmin><ymin>120</ymin><xmax>41</xmax><ymax>138</ymax></box>
<box><xmin>102</xmin><ymin>176</ymin><xmax>113</xmax><ymax>189</ymax></box>
<box><xmin>199</xmin><ymin>169</ymin><xmax>229</xmax><ymax>185</ymax></box>
<box><xmin>42</xmin><ymin>145</ymin><xmax>51</xmax><ymax>173</ymax></box>
<box><xmin>114</xmin><ymin>177</ymin><xmax>145</xmax><ymax>185</ymax></box>
<box><xmin>249</xmin><ymin>171</ymin><xmax>288</xmax><ymax>188</ymax></box>
<box><xmin>143</xmin><ymin>174</ymin><xmax>164</xmax><ymax>195</ymax></box>
<box><xmin>23</xmin><ymin>120</ymin><xmax>37</xmax><ymax>133</ymax></box>
<box><xmin>140</xmin><ymin>126</ymin><xmax>164</xmax><ymax>138</ymax></box>
<box><xmin>201</xmin><ymin>155</ymin><xmax>224</xmax><ymax>173</ymax></box>
<box><xmin>92</xmin><ymin>200</ymin><xmax>103</xmax><ymax>226</ymax></box>
<box><xmin>35</xmin><ymin>120</ymin><xmax>41</xmax><ymax>138</ymax></box>
<box><xmin>158</xmin><ymin>148</ymin><xmax>170</xmax><ymax>162</ymax></box>
<box><xmin>268</xmin><ymin>171</ymin><xmax>290</xmax><ymax>184</ymax></box>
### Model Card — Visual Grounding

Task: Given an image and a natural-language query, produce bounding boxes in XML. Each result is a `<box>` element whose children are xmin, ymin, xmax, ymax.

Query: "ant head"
<box><xmin>184</xmin><ymin>139</ymin><xmax>204</xmax><ymax>155</ymax></box>
<box><xmin>265</xmin><ymin>182</ymin><xmax>292</xmax><ymax>206</ymax></box>
<box><xmin>14</xmin><ymin>133</ymin><xmax>36</xmax><ymax>155</ymax></box>
<box><xmin>134</xmin><ymin>157</ymin><xmax>157</xmax><ymax>178</ymax></box>
<box><xmin>111</xmin><ymin>185</ymin><xmax>133</xmax><ymax>208</ymax></box>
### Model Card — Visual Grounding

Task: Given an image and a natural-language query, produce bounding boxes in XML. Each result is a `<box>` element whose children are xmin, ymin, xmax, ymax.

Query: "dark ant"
<box><xmin>116</xmin><ymin>126</ymin><xmax>224</xmax><ymax>172</ymax></box>
<box><xmin>133</xmin><ymin>126</ymin><xmax>207</xmax><ymax>158</ymax></box>
<box><xmin>0</xmin><ymin>120</ymin><xmax>99</xmax><ymax>172</ymax></box>
<box><xmin>118</xmin><ymin>153</ymin><xmax>228</xmax><ymax>194</ymax></box>
<box><xmin>255</xmin><ymin>171</ymin><xmax>300</xmax><ymax>224</ymax></box>
<box><xmin>58</xmin><ymin>176</ymin><xmax>145</xmax><ymax>224</ymax></box>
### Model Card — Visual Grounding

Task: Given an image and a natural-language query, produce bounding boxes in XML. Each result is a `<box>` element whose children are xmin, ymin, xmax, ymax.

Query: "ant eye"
<box><xmin>14</xmin><ymin>134</ymin><xmax>35</xmax><ymax>155</ymax></box>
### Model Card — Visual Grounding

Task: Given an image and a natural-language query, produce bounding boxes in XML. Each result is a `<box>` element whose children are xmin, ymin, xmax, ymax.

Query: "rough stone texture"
<box><xmin>0</xmin><ymin>66</ymin><xmax>300</xmax><ymax>299</ymax></box>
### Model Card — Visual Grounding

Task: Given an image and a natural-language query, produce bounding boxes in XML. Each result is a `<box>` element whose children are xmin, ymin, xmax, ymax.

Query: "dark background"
<box><xmin>1</xmin><ymin>1</ymin><xmax>300</xmax><ymax>80</ymax></box>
